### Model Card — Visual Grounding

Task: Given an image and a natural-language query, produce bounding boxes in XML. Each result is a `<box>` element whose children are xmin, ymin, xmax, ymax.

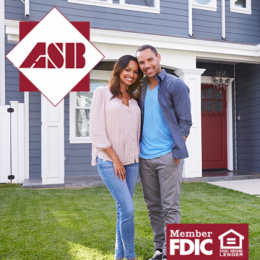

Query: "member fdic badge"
<box><xmin>6</xmin><ymin>7</ymin><xmax>104</xmax><ymax>106</ymax></box>
<box><xmin>167</xmin><ymin>224</ymin><xmax>248</xmax><ymax>260</ymax></box>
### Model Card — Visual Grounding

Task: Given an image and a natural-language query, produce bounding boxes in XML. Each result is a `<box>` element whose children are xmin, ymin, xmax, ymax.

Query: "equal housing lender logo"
<box><xmin>167</xmin><ymin>224</ymin><xmax>248</xmax><ymax>260</ymax></box>
<box><xmin>6</xmin><ymin>7</ymin><xmax>104</xmax><ymax>106</ymax></box>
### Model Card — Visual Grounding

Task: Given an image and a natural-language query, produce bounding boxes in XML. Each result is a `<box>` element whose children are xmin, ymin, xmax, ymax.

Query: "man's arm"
<box><xmin>171</xmin><ymin>78</ymin><xmax>192</xmax><ymax>137</ymax></box>
<box><xmin>171</xmin><ymin>78</ymin><xmax>191</xmax><ymax>165</ymax></box>
<box><xmin>174</xmin><ymin>136</ymin><xmax>187</xmax><ymax>165</ymax></box>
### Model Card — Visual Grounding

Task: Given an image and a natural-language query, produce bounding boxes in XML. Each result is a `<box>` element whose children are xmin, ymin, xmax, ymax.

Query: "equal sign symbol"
<box><xmin>227</xmin><ymin>238</ymin><xmax>236</xmax><ymax>244</ymax></box>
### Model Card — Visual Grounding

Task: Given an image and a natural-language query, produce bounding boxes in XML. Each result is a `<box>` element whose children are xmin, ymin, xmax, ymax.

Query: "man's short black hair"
<box><xmin>136</xmin><ymin>45</ymin><xmax>158</xmax><ymax>56</ymax></box>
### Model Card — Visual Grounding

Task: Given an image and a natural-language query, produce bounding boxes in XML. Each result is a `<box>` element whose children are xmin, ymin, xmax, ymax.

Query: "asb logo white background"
<box><xmin>6</xmin><ymin>8</ymin><xmax>104</xmax><ymax>106</ymax></box>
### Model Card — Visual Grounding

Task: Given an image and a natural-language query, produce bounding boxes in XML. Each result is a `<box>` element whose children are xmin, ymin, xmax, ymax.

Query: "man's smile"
<box><xmin>144</xmin><ymin>67</ymin><xmax>154</xmax><ymax>74</ymax></box>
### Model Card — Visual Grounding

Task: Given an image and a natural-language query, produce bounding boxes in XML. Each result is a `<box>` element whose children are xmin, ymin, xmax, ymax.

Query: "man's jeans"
<box><xmin>139</xmin><ymin>152</ymin><xmax>184</xmax><ymax>256</ymax></box>
<box><xmin>97</xmin><ymin>157</ymin><xmax>139</xmax><ymax>259</ymax></box>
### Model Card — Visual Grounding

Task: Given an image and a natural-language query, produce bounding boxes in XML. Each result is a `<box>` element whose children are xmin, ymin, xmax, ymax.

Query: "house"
<box><xmin>218</xmin><ymin>229</ymin><xmax>244</xmax><ymax>249</ymax></box>
<box><xmin>1</xmin><ymin>0</ymin><xmax>260</xmax><ymax>185</ymax></box>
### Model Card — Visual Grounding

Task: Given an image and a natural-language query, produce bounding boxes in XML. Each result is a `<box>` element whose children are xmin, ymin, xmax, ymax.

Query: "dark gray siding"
<box><xmin>5</xmin><ymin>35</ymin><xmax>24</xmax><ymax>105</ymax></box>
<box><xmin>193</xmin><ymin>0</ymin><xmax>260</xmax><ymax>43</ymax></box>
<box><xmin>235</xmin><ymin>63</ymin><xmax>260</xmax><ymax>172</ymax></box>
<box><xmin>192</xmin><ymin>1</ymin><xmax>222</xmax><ymax>40</ymax></box>
<box><xmin>5</xmin><ymin>0</ymin><xmax>260</xmax><ymax>43</ymax></box>
<box><xmin>226</xmin><ymin>0</ymin><xmax>260</xmax><ymax>44</ymax></box>
<box><xmin>29</xmin><ymin>92</ymin><xmax>41</xmax><ymax>179</ymax></box>
<box><xmin>6</xmin><ymin>0</ymin><xmax>188</xmax><ymax>38</ymax></box>
<box><xmin>197</xmin><ymin>62</ymin><xmax>234</xmax><ymax>78</ymax></box>
<box><xmin>64</xmin><ymin>95</ymin><xmax>99</xmax><ymax>177</ymax></box>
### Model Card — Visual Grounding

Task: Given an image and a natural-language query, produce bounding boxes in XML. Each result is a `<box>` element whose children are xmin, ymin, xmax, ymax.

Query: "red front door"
<box><xmin>201</xmin><ymin>84</ymin><xmax>227</xmax><ymax>169</ymax></box>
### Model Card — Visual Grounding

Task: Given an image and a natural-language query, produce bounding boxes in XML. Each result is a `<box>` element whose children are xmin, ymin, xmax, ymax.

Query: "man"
<box><xmin>136</xmin><ymin>45</ymin><xmax>192</xmax><ymax>260</ymax></box>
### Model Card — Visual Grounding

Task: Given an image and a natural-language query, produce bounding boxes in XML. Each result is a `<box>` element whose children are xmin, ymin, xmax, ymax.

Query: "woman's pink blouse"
<box><xmin>90</xmin><ymin>86</ymin><xmax>141</xmax><ymax>166</ymax></box>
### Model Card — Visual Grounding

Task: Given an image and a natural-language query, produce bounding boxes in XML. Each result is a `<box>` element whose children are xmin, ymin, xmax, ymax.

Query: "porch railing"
<box><xmin>0</xmin><ymin>101</ymin><xmax>25</xmax><ymax>183</ymax></box>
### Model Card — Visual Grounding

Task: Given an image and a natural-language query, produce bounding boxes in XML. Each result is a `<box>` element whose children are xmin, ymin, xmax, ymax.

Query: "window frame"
<box><xmin>230</xmin><ymin>0</ymin><xmax>251</xmax><ymax>15</ymax></box>
<box><xmin>69</xmin><ymin>70</ymin><xmax>111</xmax><ymax>144</ymax></box>
<box><xmin>68</xmin><ymin>0</ymin><xmax>160</xmax><ymax>14</ymax></box>
<box><xmin>192</xmin><ymin>0</ymin><xmax>217</xmax><ymax>12</ymax></box>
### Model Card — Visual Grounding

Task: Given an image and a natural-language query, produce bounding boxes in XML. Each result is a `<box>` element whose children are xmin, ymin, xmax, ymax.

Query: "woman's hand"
<box><xmin>113</xmin><ymin>158</ymin><xmax>126</xmax><ymax>181</ymax></box>
<box><xmin>103</xmin><ymin>146</ymin><xmax>126</xmax><ymax>181</ymax></box>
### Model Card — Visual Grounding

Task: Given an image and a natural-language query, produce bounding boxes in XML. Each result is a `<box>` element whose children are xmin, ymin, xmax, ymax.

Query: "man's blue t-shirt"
<box><xmin>140</xmin><ymin>85</ymin><xmax>174</xmax><ymax>159</ymax></box>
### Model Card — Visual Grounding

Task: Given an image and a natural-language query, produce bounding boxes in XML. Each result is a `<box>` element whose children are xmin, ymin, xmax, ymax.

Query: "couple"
<box><xmin>90</xmin><ymin>45</ymin><xmax>192</xmax><ymax>260</ymax></box>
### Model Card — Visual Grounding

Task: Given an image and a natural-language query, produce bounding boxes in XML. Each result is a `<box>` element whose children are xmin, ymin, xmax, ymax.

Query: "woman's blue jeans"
<box><xmin>97</xmin><ymin>157</ymin><xmax>139</xmax><ymax>260</ymax></box>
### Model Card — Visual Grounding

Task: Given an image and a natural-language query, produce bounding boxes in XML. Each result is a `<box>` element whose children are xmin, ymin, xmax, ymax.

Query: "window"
<box><xmin>68</xmin><ymin>0</ymin><xmax>160</xmax><ymax>13</ymax></box>
<box><xmin>230</xmin><ymin>0</ymin><xmax>251</xmax><ymax>14</ymax></box>
<box><xmin>69</xmin><ymin>70</ymin><xmax>111</xmax><ymax>143</ymax></box>
<box><xmin>201</xmin><ymin>87</ymin><xmax>225</xmax><ymax>113</ymax></box>
<box><xmin>192</xmin><ymin>0</ymin><xmax>217</xmax><ymax>11</ymax></box>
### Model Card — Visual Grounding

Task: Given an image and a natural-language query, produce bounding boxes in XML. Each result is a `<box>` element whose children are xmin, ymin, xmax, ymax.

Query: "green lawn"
<box><xmin>0</xmin><ymin>183</ymin><xmax>259</xmax><ymax>260</ymax></box>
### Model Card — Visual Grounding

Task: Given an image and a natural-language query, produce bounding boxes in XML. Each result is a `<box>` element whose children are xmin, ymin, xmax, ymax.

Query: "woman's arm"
<box><xmin>90</xmin><ymin>88</ymin><xmax>111</xmax><ymax>149</ymax></box>
<box><xmin>90</xmin><ymin>88</ymin><xmax>126</xmax><ymax>181</ymax></box>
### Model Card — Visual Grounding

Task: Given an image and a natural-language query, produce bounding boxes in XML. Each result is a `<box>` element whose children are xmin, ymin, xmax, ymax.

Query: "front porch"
<box><xmin>22</xmin><ymin>170</ymin><xmax>260</xmax><ymax>189</ymax></box>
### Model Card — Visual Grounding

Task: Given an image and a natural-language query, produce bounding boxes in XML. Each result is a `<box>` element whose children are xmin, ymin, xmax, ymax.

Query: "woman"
<box><xmin>90</xmin><ymin>55</ymin><xmax>143</xmax><ymax>260</ymax></box>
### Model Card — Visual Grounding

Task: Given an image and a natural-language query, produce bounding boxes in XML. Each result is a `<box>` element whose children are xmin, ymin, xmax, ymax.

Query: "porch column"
<box><xmin>41</xmin><ymin>96</ymin><xmax>64</xmax><ymax>185</ymax></box>
<box><xmin>175</xmin><ymin>68</ymin><xmax>205</xmax><ymax>178</ymax></box>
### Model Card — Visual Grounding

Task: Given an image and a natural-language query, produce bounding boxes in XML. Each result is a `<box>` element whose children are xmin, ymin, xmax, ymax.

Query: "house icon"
<box><xmin>218</xmin><ymin>229</ymin><xmax>244</xmax><ymax>249</ymax></box>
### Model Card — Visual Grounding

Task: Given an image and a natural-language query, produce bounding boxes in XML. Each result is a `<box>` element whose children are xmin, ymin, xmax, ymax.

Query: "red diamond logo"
<box><xmin>6</xmin><ymin>7</ymin><xmax>104</xmax><ymax>106</ymax></box>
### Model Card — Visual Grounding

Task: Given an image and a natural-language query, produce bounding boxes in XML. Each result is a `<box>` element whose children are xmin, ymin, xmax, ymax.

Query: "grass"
<box><xmin>0</xmin><ymin>183</ymin><xmax>259</xmax><ymax>259</ymax></box>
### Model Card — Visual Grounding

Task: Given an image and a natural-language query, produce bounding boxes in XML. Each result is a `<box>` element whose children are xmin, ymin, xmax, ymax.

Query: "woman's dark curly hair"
<box><xmin>109</xmin><ymin>55</ymin><xmax>143</xmax><ymax>100</ymax></box>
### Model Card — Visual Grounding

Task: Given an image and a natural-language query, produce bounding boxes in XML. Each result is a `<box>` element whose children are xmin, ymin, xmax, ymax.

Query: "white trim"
<box><xmin>0</xmin><ymin>2</ymin><xmax>5</xmax><ymax>105</ymax></box>
<box><xmin>5</xmin><ymin>19</ymin><xmax>260</xmax><ymax>60</ymax></box>
<box><xmin>69</xmin><ymin>136</ymin><xmax>93</xmax><ymax>143</ymax></box>
<box><xmin>10</xmin><ymin>101</ymin><xmax>19</xmax><ymax>182</ymax></box>
<box><xmin>192</xmin><ymin>0</ymin><xmax>217</xmax><ymax>12</ymax></box>
<box><xmin>4</xmin><ymin>19</ymin><xmax>19</xmax><ymax>43</ymax></box>
<box><xmin>222</xmin><ymin>0</ymin><xmax>226</xmax><ymax>39</ymax></box>
<box><xmin>0</xmin><ymin>105</ymin><xmax>11</xmax><ymax>183</ymax></box>
<box><xmin>196</xmin><ymin>52</ymin><xmax>260</xmax><ymax>64</ymax></box>
<box><xmin>24</xmin><ymin>92</ymin><xmax>29</xmax><ymax>179</ymax></box>
<box><xmin>68</xmin><ymin>0</ymin><xmax>160</xmax><ymax>14</ymax></box>
<box><xmin>226</xmin><ymin>78</ymin><xmax>234</xmax><ymax>171</ymax></box>
<box><xmin>189</xmin><ymin>0</ymin><xmax>193</xmax><ymax>36</ymax></box>
<box><xmin>89</xmin><ymin>29</ymin><xmax>260</xmax><ymax>58</ymax></box>
<box><xmin>230</xmin><ymin>0</ymin><xmax>251</xmax><ymax>15</ymax></box>
<box><xmin>18</xmin><ymin>103</ymin><xmax>25</xmax><ymax>183</ymax></box>
<box><xmin>41</xmin><ymin>96</ymin><xmax>64</xmax><ymax>185</ymax></box>
<box><xmin>90</xmin><ymin>70</ymin><xmax>111</xmax><ymax>80</ymax></box>
<box><xmin>176</xmin><ymin>68</ymin><xmax>206</xmax><ymax>178</ymax></box>
<box><xmin>25</xmin><ymin>0</ymin><xmax>30</xmax><ymax>17</ymax></box>
<box><xmin>69</xmin><ymin>70</ymin><xmax>111</xmax><ymax>144</ymax></box>
<box><xmin>201</xmin><ymin>76</ymin><xmax>234</xmax><ymax>171</ymax></box>
<box><xmin>176</xmin><ymin>68</ymin><xmax>206</xmax><ymax>76</ymax></box>
<box><xmin>201</xmin><ymin>77</ymin><xmax>215</xmax><ymax>84</ymax></box>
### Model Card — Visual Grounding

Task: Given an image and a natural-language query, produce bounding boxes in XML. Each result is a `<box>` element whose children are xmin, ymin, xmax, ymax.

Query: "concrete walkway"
<box><xmin>208</xmin><ymin>179</ymin><xmax>260</xmax><ymax>196</ymax></box>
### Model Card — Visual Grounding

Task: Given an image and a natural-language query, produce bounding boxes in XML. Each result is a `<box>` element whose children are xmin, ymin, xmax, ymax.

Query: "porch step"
<box><xmin>22</xmin><ymin>171</ymin><xmax>260</xmax><ymax>189</ymax></box>
<box><xmin>23</xmin><ymin>179</ymin><xmax>65</xmax><ymax>189</ymax></box>
<box><xmin>22</xmin><ymin>175</ymin><xmax>142</xmax><ymax>189</ymax></box>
